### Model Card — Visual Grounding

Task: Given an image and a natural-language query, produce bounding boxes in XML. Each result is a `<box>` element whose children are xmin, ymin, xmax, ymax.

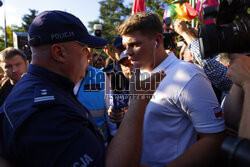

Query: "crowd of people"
<box><xmin>0</xmin><ymin>9</ymin><xmax>249</xmax><ymax>167</ymax></box>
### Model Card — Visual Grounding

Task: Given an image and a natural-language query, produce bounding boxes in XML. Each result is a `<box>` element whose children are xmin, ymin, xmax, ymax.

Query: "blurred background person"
<box><xmin>92</xmin><ymin>52</ymin><xmax>106</xmax><ymax>69</ymax></box>
<box><xmin>103</xmin><ymin>35</ymin><xmax>130</xmax><ymax>125</ymax></box>
<box><xmin>0</xmin><ymin>47</ymin><xmax>28</xmax><ymax>106</ymax></box>
<box><xmin>118</xmin><ymin>51</ymin><xmax>133</xmax><ymax>79</ymax></box>
<box><xmin>108</xmin><ymin>51</ymin><xmax>133</xmax><ymax>124</ymax></box>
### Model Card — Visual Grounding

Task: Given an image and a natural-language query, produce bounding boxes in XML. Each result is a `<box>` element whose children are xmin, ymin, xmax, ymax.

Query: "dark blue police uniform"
<box><xmin>0</xmin><ymin>64</ymin><xmax>105</xmax><ymax>167</ymax></box>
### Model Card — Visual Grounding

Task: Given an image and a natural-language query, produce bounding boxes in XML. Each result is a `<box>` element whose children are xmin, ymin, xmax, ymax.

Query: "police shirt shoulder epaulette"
<box><xmin>33</xmin><ymin>86</ymin><xmax>55</xmax><ymax>105</ymax></box>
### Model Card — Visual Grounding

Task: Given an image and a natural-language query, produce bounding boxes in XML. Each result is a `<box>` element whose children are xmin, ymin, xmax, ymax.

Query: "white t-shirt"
<box><xmin>140</xmin><ymin>53</ymin><xmax>225</xmax><ymax>167</ymax></box>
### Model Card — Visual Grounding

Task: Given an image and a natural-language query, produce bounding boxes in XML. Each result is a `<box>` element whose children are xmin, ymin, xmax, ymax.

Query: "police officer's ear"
<box><xmin>51</xmin><ymin>43</ymin><xmax>67</xmax><ymax>63</ymax></box>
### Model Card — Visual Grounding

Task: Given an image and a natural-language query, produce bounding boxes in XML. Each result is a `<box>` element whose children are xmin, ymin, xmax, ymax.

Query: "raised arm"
<box><xmin>106</xmin><ymin>64</ymin><xmax>165</xmax><ymax>167</ymax></box>
<box><xmin>103</xmin><ymin>44</ymin><xmax>116</xmax><ymax>60</ymax></box>
<box><xmin>174</xmin><ymin>19</ymin><xmax>232</xmax><ymax>92</ymax></box>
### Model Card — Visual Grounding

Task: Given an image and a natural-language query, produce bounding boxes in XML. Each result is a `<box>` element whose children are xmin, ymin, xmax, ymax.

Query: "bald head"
<box><xmin>31</xmin><ymin>44</ymin><xmax>52</xmax><ymax>65</ymax></box>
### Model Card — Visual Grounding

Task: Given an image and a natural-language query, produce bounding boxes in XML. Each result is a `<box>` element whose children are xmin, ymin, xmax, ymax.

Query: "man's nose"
<box><xmin>12</xmin><ymin>66</ymin><xmax>18</xmax><ymax>73</ymax></box>
<box><xmin>124</xmin><ymin>47</ymin><xmax>132</xmax><ymax>56</ymax></box>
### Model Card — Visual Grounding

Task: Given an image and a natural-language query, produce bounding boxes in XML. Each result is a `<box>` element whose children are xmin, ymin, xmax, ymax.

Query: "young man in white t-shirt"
<box><xmin>118</xmin><ymin>12</ymin><xmax>226</xmax><ymax>167</ymax></box>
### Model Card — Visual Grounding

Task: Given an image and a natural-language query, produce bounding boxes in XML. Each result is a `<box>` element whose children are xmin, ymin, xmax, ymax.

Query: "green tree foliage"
<box><xmin>22</xmin><ymin>9</ymin><xmax>38</xmax><ymax>32</ymax></box>
<box><xmin>0</xmin><ymin>9</ymin><xmax>37</xmax><ymax>50</ymax></box>
<box><xmin>0</xmin><ymin>27</ymin><xmax>5</xmax><ymax>50</ymax></box>
<box><xmin>88</xmin><ymin>0</ymin><xmax>131</xmax><ymax>46</ymax></box>
<box><xmin>0</xmin><ymin>25</ymin><xmax>25</xmax><ymax>50</ymax></box>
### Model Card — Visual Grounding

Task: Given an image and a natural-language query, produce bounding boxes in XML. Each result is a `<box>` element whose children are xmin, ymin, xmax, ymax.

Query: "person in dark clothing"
<box><xmin>0</xmin><ymin>47</ymin><xmax>28</xmax><ymax>106</ymax></box>
<box><xmin>0</xmin><ymin>79</ymin><xmax>13</xmax><ymax>106</ymax></box>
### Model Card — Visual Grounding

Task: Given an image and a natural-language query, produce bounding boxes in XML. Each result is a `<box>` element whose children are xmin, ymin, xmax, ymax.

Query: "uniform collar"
<box><xmin>27</xmin><ymin>64</ymin><xmax>75</xmax><ymax>90</ymax></box>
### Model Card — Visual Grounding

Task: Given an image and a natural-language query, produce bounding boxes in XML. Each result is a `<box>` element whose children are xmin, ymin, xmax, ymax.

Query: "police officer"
<box><xmin>0</xmin><ymin>10</ymin><xmax>108</xmax><ymax>167</ymax></box>
<box><xmin>0</xmin><ymin>10</ymin><xmax>165</xmax><ymax>167</ymax></box>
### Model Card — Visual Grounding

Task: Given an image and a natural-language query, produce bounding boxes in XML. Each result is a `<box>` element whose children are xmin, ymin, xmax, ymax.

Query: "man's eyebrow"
<box><xmin>126</xmin><ymin>41</ymin><xmax>140</xmax><ymax>46</ymax></box>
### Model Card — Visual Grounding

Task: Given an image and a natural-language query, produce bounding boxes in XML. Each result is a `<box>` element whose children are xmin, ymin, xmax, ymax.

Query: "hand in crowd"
<box><xmin>108</xmin><ymin>106</ymin><xmax>126</xmax><ymax>123</ymax></box>
<box><xmin>106</xmin><ymin>62</ymin><xmax>166</xmax><ymax>167</ymax></box>
<box><xmin>103</xmin><ymin>44</ymin><xmax>115</xmax><ymax>60</ymax></box>
<box><xmin>174</xmin><ymin>19</ymin><xmax>189</xmax><ymax>36</ymax></box>
<box><xmin>173</xmin><ymin>19</ymin><xmax>196</xmax><ymax>44</ymax></box>
<box><xmin>226</xmin><ymin>53</ymin><xmax>250</xmax><ymax>89</ymax></box>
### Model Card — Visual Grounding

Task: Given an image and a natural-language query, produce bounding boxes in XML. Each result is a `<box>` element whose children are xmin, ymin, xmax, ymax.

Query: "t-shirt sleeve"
<box><xmin>14</xmin><ymin>107</ymin><xmax>105</xmax><ymax>167</ymax></box>
<box><xmin>177</xmin><ymin>73</ymin><xmax>226</xmax><ymax>133</ymax></box>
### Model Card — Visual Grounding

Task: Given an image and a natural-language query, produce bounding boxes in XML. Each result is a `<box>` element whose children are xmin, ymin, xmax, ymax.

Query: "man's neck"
<box><xmin>146</xmin><ymin>51</ymin><xmax>168</xmax><ymax>72</ymax></box>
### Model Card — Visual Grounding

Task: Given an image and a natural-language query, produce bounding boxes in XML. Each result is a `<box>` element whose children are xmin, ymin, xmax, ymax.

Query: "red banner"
<box><xmin>131</xmin><ymin>0</ymin><xmax>147</xmax><ymax>15</ymax></box>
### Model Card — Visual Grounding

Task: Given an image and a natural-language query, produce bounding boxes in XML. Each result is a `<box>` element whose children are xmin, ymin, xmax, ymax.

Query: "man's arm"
<box><xmin>174</xmin><ymin>19</ymin><xmax>232</xmax><ymax>92</ymax></box>
<box><xmin>224</xmin><ymin>84</ymin><xmax>244</xmax><ymax>131</ymax></box>
<box><xmin>106</xmin><ymin>65</ymin><xmax>165</xmax><ymax>167</ymax></box>
<box><xmin>167</xmin><ymin>132</ymin><xmax>225</xmax><ymax>167</ymax></box>
<box><xmin>173</xmin><ymin>20</ymin><xmax>196</xmax><ymax>44</ymax></box>
<box><xmin>188</xmin><ymin>39</ymin><xmax>232</xmax><ymax>91</ymax></box>
<box><xmin>103</xmin><ymin>45</ymin><xmax>116</xmax><ymax>60</ymax></box>
<box><xmin>238</xmin><ymin>83</ymin><xmax>250</xmax><ymax>139</ymax></box>
<box><xmin>225</xmin><ymin>53</ymin><xmax>250</xmax><ymax>139</ymax></box>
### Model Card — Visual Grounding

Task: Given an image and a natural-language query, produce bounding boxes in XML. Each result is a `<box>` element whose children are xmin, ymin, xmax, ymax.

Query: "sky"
<box><xmin>0</xmin><ymin>0</ymin><xmax>133</xmax><ymax>31</ymax></box>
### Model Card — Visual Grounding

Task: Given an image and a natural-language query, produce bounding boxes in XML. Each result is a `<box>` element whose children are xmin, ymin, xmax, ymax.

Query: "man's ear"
<box><xmin>51</xmin><ymin>44</ymin><xmax>66</xmax><ymax>63</ymax></box>
<box><xmin>155</xmin><ymin>33</ymin><xmax>163</xmax><ymax>46</ymax></box>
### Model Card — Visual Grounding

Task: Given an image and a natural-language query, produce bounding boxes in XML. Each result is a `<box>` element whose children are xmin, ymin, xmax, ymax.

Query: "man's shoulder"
<box><xmin>167</xmin><ymin>60</ymin><xmax>205</xmax><ymax>80</ymax></box>
<box><xmin>175</xmin><ymin>59</ymin><xmax>201</xmax><ymax>70</ymax></box>
<box><xmin>2</xmin><ymin>74</ymin><xmax>60</xmax><ymax>130</ymax></box>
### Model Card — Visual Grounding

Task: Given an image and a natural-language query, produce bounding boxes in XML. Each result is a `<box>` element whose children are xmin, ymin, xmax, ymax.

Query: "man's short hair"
<box><xmin>118</xmin><ymin>12</ymin><xmax>163</xmax><ymax>38</ymax></box>
<box><xmin>0</xmin><ymin>47</ymin><xmax>27</xmax><ymax>63</ymax></box>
